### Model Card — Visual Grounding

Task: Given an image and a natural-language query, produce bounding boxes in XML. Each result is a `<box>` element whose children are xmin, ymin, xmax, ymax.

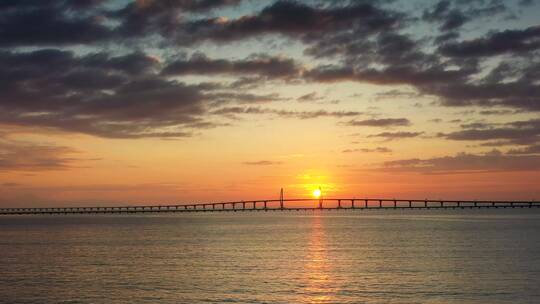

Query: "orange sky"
<box><xmin>1</xmin><ymin>0</ymin><xmax>540</xmax><ymax>207</ymax></box>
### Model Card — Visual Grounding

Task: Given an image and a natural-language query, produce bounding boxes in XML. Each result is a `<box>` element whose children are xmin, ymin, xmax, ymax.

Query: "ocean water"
<box><xmin>1</xmin><ymin>209</ymin><xmax>539</xmax><ymax>304</ymax></box>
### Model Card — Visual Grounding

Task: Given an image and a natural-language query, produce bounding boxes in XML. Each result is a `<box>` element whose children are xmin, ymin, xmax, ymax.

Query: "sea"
<box><xmin>1</xmin><ymin>209</ymin><xmax>539</xmax><ymax>303</ymax></box>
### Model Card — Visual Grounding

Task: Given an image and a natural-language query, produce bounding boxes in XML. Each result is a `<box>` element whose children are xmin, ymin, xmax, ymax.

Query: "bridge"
<box><xmin>1</xmin><ymin>198</ymin><xmax>539</xmax><ymax>215</ymax></box>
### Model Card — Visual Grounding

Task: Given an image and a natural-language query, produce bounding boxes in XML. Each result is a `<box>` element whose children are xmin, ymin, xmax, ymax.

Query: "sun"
<box><xmin>312</xmin><ymin>188</ymin><xmax>321</xmax><ymax>198</ymax></box>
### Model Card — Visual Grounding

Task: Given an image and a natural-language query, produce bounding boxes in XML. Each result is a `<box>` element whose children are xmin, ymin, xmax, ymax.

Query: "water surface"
<box><xmin>1</xmin><ymin>209</ymin><xmax>539</xmax><ymax>303</ymax></box>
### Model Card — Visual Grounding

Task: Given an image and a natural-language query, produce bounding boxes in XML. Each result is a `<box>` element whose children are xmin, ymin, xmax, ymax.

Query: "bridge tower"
<box><xmin>280</xmin><ymin>188</ymin><xmax>284</xmax><ymax>209</ymax></box>
<box><xmin>318</xmin><ymin>187</ymin><xmax>323</xmax><ymax>209</ymax></box>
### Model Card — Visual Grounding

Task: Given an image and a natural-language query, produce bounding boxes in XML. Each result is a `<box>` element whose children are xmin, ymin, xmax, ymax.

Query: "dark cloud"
<box><xmin>0</xmin><ymin>0</ymin><xmax>538</xmax><ymax>141</ymax></box>
<box><xmin>423</xmin><ymin>1</ymin><xmax>468</xmax><ymax>32</ymax></box>
<box><xmin>0</xmin><ymin>49</ymin><xmax>220</xmax><ymax>138</ymax></box>
<box><xmin>82</xmin><ymin>52</ymin><xmax>161</xmax><ymax>75</ymax></box>
<box><xmin>162</xmin><ymin>53</ymin><xmax>300</xmax><ymax>78</ymax></box>
<box><xmin>0</xmin><ymin>1</ymin><xmax>112</xmax><ymax>47</ymax></box>
<box><xmin>0</xmin><ymin>0</ymin><xmax>244</xmax><ymax>47</ymax></box>
<box><xmin>294</xmin><ymin>2</ymin><xmax>537</xmax><ymax>113</ymax></box>
<box><xmin>423</xmin><ymin>0</ymin><xmax>507</xmax><ymax>32</ymax></box>
<box><xmin>113</xmin><ymin>0</ymin><xmax>242</xmax><ymax>37</ymax></box>
<box><xmin>368</xmin><ymin>131</ymin><xmax>423</xmax><ymax>140</ymax></box>
<box><xmin>346</xmin><ymin>118</ymin><xmax>410</xmax><ymax>127</ymax></box>
<box><xmin>519</xmin><ymin>0</ymin><xmax>536</xmax><ymax>6</ymax></box>
<box><xmin>425</xmin><ymin>66</ymin><xmax>540</xmax><ymax>111</ymax></box>
<box><xmin>306</xmin><ymin>63</ymin><xmax>473</xmax><ymax>86</ymax></box>
<box><xmin>161</xmin><ymin>1</ymin><xmax>403</xmax><ymax>46</ymax></box>
<box><xmin>440</xmin><ymin>119</ymin><xmax>540</xmax><ymax>145</ymax></box>
<box><xmin>381</xmin><ymin>150</ymin><xmax>540</xmax><ymax>174</ymax></box>
<box><xmin>305</xmin><ymin>32</ymin><xmax>538</xmax><ymax>112</ymax></box>
<box><xmin>439</xmin><ymin>25</ymin><xmax>540</xmax><ymax>58</ymax></box>
<box><xmin>0</xmin><ymin>47</ymin><xmax>300</xmax><ymax>139</ymax></box>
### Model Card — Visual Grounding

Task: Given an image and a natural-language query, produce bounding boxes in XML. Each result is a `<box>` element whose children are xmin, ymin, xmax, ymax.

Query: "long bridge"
<box><xmin>1</xmin><ymin>198</ymin><xmax>539</xmax><ymax>215</ymax></box>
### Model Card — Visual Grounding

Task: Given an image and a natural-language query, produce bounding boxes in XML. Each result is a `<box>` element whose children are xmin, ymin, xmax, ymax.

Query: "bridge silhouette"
<box><xmin>1</xmin><ymin>198</ymin><xmax>539</xmax><ymax>215</ymax></box>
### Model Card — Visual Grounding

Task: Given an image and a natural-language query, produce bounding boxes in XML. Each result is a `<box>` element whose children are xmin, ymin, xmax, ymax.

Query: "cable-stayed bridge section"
<box><xmin>1</xmin><ymin>198</ymin><xmax>539</xmax><ymax>215</ymax></box>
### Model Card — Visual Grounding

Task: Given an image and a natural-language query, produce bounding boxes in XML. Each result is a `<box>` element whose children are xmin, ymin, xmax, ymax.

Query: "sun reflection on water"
<box><xmin>300</xmin><ymin>214</ymin><xmax>338</xmax><ymax>303</ymax></box>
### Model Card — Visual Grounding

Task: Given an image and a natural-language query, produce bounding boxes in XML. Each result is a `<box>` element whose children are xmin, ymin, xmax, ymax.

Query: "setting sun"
<box><xmin>313</xmin><ymin>188</ymin><xmax>322</xmax><ymax>198</ymax></box>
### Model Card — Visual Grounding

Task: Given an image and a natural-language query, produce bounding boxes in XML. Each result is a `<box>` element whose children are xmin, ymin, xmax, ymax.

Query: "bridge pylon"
<box><xmin>318</xmin><ymin>187</ymin><xmax>323</xmax><ymax>209</ymax></box>
<box><xmin>280</xmin><ymin>188</ymin><xmax>284</xmax><ymax>209</ymax></box>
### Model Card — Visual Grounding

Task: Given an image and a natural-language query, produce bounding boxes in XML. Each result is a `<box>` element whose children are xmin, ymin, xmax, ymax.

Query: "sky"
<box><xmin>0</xmin><ymin>0</ymin><xmax>540</xmax><ymax>207</ymax></box>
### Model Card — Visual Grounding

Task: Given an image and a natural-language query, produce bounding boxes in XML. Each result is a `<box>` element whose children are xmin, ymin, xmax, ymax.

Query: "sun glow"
<box><xmin>312</xmin><ymin>188</ymin><xmax>321</xmax><ymax>198</ymax></box>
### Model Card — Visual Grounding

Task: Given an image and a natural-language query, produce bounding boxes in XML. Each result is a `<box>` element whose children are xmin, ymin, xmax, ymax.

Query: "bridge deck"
<box><xmin>1</xmin><ymin>198</ymin><xmax>539</xmax><ymax>215</ymax></box>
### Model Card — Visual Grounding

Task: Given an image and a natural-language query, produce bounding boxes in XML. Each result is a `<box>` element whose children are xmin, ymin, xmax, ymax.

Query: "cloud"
<box><xmin>164</xmin><ymin>1</ymin><xmax>403</xmax><ymax>45</ymax></box>
<box><xmin>373</xmin><ymin>89</ymin><xmax>421</xmax><ymax>100</ymax></box>
<box><xmin>0</xmin><ymin>1</ymin><xmax>113</xmax><ymax>47</ymax></box>
<box><xmin>113</xmin><ymin>0</ymin><xmax>243</xmax><ymax>37</ymax></box>
<box><xmin>297</xmin><ymin>92</ymin><xmax>323</xmax><ymax>102</ymax></box>
<box><xmin>242</xmin><ymin>160</ymin><xmax>282</xmax><ymax>166</ymax></box>
<box><xmin>207</xmin><ymin>92</ymin><xmax>285</xmax><ymax>105</ymax></box>
<box><xmin>306</xmin><ymin>63</ymin><xmax>473</xmax><ymax>86</ymax></box>
<box><xmin>368</xmin><ymin>131</ymin><xmax>423</xmax><ymax>140</ymax></box>
<box><xmin>162</xmin><ymin>52</ymin><xmax>301</xmax><ymax>78</ymax></box>
<box><xmin>439</xmin><ymin>25</ymin><xmax>540</xmax><ymax>58</ymax></box>
<box><xmin>381</xmin><ymin>150</ymin><xmax>540</xmax><ymax>174</ymax></box>
<box><xmin>423</xmin><ymin>0</ymin><xmax>468</xmax><ymax>32</ymax></box>
<box><xmin>478</xmin><ymin>110</ymin><xmax>515</xmax><ymax>115</ymax></box>
<box><xmin>423</xmin><ymin>0</ymin><xmax>507</xmax><ymax>32</ymax></box>
<box><xmin>440</xmin><ymin>119</ymin><xmax>540</xmax><ymax>145</ymax></box>
<box><xmin>342</xmin><ymin>147</ymin><xmax>392</xmax><ymax>153</ymax></box>
<box><xmin>212</xmin><ymin>107</ymin><xmax>361</xmax><ymax>119</ymax></box>
<box><xmin>0</xmin><ymin>49</ymin><xmax>244</xmax><ymax>138</ymax></box>
<box><xmin>0</xmin><ymin>0</ymin><xmax>538</xmax><ymax>142</ymax></box>
<box><xmin>345</xmin><ymin>118</ymin><xmax>410</xmax><ymax>127</ymax></box>
<box><xmin>508</xmin><ymin>144</ymin><xmax>540</xmax><ymax>155</ymax></box>
<box><xmin>0</xmin><ymin>138</ymin><xmax>78</xmax><ymax>171</ymax></box>
<box><xmin>296</xmin><ymin>4</ymin><xmax>538</xmax><ymax>114</ymax></box>
<box><xmin>305</xmin><ymin>38</ymin><xmax>539</xmax><ymax>112</ymax></box>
